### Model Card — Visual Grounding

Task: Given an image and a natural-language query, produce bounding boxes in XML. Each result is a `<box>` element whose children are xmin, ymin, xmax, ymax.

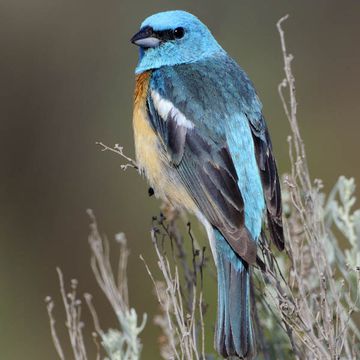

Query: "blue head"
<box><xmin>131</xmin><ymin>10</ymin><xmax>223</xmax><ymax>74</ymax></box>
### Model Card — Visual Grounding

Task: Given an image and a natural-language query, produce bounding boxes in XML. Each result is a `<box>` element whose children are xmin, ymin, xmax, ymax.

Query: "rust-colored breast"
<box><xmin>134</xmin><ymin>72</ymin><xmax>150</xmax><ymax>106</ymax></box>
<box><xmin>132</xmin><ymin>71</ymin><xmax>162</xmax><ymax>179</ymax></box>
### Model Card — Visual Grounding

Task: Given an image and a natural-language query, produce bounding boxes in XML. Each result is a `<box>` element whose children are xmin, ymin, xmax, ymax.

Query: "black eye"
<box><xmin>173</xmin><ymin>27</ymin><xmax>185</xmax><ymax>39</ymax></box>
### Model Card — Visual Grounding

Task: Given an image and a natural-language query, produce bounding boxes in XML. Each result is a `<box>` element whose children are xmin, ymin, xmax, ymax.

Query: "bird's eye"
<box><xmin>173</xmin><ymin>27</ymin><xmax>185</xmax><ymax>39</ymax></box>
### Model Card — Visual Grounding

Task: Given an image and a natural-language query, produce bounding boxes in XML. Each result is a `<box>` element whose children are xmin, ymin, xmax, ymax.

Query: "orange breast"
<box><xmin>132</xmin><ymin>72</ymin><xmax>196</xmax><ymax>211</ymax></box>
<box><xmin>133</xmin><ymin>72</ymin><xmax>162</xmax><ymax>182</ymax></box>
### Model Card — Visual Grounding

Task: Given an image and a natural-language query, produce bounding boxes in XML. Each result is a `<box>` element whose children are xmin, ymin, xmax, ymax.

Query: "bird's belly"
<box><xmin>132</xmin><ymin>72</ymin><xmax>196</xmax><ymax>211</ymax></box>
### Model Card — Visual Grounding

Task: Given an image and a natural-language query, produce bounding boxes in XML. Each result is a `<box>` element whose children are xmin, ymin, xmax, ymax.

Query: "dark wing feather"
<box><xmin>147</xmin><ymin>94</ymin><xmax>257</xmax><ymax>264</ymax></box>
<box><xmin>147</xmin><ymin>94</ymin><xmax>187</xmax><ymax>165</ymax></box>
<box><xmin>182</xmin><ymin>130</ymin><xmax>257</xmax><ymax>264</ymax></box>
<box><xmin>248</xmin><ymin>117</ymin><xmax>284</xmax><ymax>251</ymax></box>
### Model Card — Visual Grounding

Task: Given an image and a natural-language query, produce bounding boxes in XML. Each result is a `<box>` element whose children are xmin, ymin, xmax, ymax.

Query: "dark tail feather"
<box><xmin>215</xmin><ymin>231</ymin><xmax>256</xmax><ymax>359</ymax></box>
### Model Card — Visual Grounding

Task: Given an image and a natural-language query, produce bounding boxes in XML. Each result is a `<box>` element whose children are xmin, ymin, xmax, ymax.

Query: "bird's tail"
<box><xmin>214</xmin><ymin>229</ymin><xmax>256</xmax><ymax>359</ymax></box>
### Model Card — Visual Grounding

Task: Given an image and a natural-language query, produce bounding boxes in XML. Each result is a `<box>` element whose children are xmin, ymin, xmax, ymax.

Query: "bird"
<box><xmin>130</xmin><ymin>10</ymin><xmax>284</xmax><ymax>359</ymax></box>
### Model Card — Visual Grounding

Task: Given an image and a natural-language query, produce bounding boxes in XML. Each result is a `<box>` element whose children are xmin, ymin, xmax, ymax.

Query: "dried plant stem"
<box><xmin>45</xmin><ymin>268</ymin><xmax>88</xmax><ymax>360</ymax></box>
<box><xmin>96</xmin><ymin>141</ymin><xmax>138</xmax><ymax>171</ymax></box>
<box><xmin>45</xmin><ymin>297</ymin><xmax>66</xmax><ymax>360</ymax></box>
<box><xmin>141</xmin><ymin>219</ymin><xmax>207</xmax><ymax>360</ymax></box>
<box><xmin>46</xmin><ymin>212</ymin><xmax>147</xmax><ymax>360</ymax></box>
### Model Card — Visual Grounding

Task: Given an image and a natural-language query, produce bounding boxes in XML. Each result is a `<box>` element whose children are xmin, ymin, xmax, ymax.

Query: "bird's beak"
<box><xmin>131</xmin><ymin>27</ymin><xmax>161</xmax><ymax>48</ymax></box>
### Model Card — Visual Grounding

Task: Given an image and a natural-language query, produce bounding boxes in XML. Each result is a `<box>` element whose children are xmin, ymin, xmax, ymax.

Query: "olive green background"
<box><xmin>1</xmin><ymin>1</ymin><xmax>360</xmax><ymax>359</ymax></box>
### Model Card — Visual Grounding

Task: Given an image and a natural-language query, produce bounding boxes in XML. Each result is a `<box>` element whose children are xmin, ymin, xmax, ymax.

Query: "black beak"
<box><xmin>131</xmin><ymin>26</ymin><xmax>161</xmax><ymax>48</ymax></box>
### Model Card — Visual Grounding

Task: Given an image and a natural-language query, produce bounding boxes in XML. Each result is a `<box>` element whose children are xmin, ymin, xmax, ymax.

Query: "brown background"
<box><xmin>1</xmin><ymin>1</ymin><xmax>360</xmax><ymax>359</ymax></box>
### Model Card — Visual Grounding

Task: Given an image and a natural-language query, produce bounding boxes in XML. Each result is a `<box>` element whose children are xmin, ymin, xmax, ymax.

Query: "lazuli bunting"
<box><xmin>131</xmin><ymin>10</ymin><xmax>284</xmax><ymax>359</ymax></box>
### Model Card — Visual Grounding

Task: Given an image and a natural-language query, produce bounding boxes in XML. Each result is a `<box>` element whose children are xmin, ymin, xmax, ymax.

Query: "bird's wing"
<box><xmin>148</xmin><ymin>89</ymin><xmax>257</xmax><ymax>264</ymax></box>
<box><xmin>148</xmin><ymin>55</ymin><xmax>283</xmax><ymax>262</ymax></box>
<box><xmin>248</xmin><ymin>117</ymin><xmax>285</xmax><ymax>250</ymax></box>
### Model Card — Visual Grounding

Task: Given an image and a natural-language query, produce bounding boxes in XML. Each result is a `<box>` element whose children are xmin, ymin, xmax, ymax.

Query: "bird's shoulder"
<box><xmin>145</xmin><ymin>53</ymin><xmax>269</xmax><ymax>162</ymax></box>
<box><xmin>149</xmin><ymin>53</ymin><xmax>264</xmax><ymax>135</ymax></box>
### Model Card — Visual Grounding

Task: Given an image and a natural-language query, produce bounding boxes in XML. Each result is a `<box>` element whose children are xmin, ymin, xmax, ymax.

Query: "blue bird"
<box><xmin>131</xmin><ymin>10</ymin><xmax>284</xmax><ymax>359</ymax></box>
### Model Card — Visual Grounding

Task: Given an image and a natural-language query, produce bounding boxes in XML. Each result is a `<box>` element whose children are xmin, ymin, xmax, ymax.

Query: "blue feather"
<box><xmin>215</xmin><ymin>229</ymin><xmax>255</xmax><ymax>358</ymax></box>
<box><xmin>135</xmin><ymin>11</ymin><xmax>222</xmax><ymax>74</ymax></box>
<box><xmin>226</xmin><ymin>112</ymin><xmax>265</xmax><ymax>240</ymax></box>
<box><xmin>141</xmin><ymin>10</ymin><xmax>203</xmax><ymax>31</ymax></box>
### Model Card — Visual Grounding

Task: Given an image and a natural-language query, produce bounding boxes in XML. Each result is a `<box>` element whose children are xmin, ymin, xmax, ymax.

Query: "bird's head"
<box><xmin>131</xmin><ymin>10</ymin><xmax>223</xmax><ymax>74</ymax></box>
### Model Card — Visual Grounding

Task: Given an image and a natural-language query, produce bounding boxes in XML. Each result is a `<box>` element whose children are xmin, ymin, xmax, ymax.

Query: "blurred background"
<box><xmin>1</xmin><ymin>0</ymin><xmax>360</xmax><ymax>359</ymax></box>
